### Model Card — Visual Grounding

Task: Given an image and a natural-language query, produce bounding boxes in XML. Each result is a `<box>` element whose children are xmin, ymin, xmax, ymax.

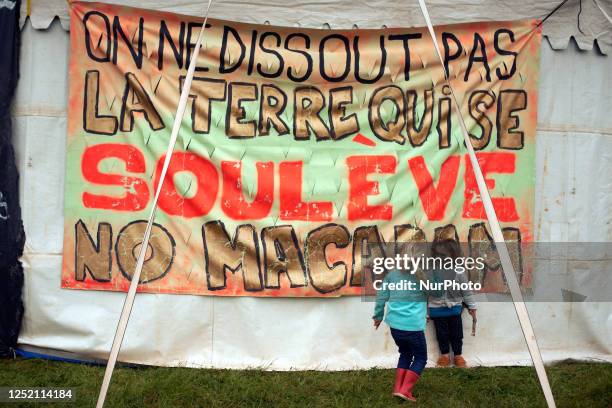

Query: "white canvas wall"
<box><xmin>13</xmin><ymin>20</ymin><xmax>612</xmax><ymax>369</ymax></box>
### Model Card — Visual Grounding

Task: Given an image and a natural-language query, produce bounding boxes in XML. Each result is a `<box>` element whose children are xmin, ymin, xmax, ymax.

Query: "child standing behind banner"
<box><xmin>428</xmin><ymin>240</ymin><xmax>477</xmax><ymax>368</ymax></box>
<box><xmin>372</xmin><ymin>255</ymin><xmax>439</xmax><ymax>402</ymax></box>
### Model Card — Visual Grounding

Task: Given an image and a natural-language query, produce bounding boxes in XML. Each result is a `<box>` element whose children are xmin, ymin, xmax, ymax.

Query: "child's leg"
<box><xmin>390</xmin><ymin>328</ymin><xmax>414</xmax><ymax>369</ymax></box>
<box><xmin>393</xmin><ymin>331</ymin><xmax>425</xmax><ymax>402</ymax></box>
<box><xmin>448</xmin><ymin>314</ymin><xmax>464</xmax><ymax>356</ymax></box>
<box><xmin>406</xmin><ymin>330</ymin><xmax>427</xmax><ymax>375</ymax></box>
<box><xmin>432</xmin><ymin>317</ymin><xmax>451</xmax><ymax>354</ymax></box>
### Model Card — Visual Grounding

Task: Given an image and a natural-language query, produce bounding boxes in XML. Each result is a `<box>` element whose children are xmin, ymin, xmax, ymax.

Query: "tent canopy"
<box><xmin>12</xmin><ymin>1</ymin><xmax>612</xmax><ymax>369</ymax></box>
<box><xmin>20</xmin><ymin>0</ymin><xmax>612</xmax><ymax>53</ymax></box>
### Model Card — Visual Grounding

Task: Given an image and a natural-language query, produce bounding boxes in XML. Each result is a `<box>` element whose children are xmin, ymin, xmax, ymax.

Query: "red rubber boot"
<box><xmin>397</xmin><ymin>370</ymin><xmax>420</xmax><ymax>402</ymax></box>
<box><xmin>392</xmin><ymin>368</ymin><xmax>407</xmax><ymax>397</ymax></box>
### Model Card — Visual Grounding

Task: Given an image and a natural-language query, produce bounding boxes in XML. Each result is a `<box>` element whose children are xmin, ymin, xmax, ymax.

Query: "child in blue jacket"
<box><xmin>372</xmin><ymin>265</ymin><xmax>437</xmax><ymax>402</ymax></box>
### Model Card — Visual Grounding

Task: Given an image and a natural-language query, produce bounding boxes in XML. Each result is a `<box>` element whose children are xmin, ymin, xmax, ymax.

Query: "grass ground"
<box><xmin>0</xmin><ymin>359</ymin><xmax>610</xmax><ymax>407</ymax></box>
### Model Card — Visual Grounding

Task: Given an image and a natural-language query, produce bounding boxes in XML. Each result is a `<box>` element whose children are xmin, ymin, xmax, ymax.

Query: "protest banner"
<box><xmin>62</xmin><ymin>2</ymin><xmax>540</xmax><ymax>296</ymax></box>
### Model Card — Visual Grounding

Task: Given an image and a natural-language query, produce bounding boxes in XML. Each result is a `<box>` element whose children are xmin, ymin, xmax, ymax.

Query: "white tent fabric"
<box><xmin>19</xmin><ymin>0</ymin><xmax>612</xmax><ymax>54</ymax></box>
<box><xmin>13</xmin><ymin>17</ymin><xmax>612</xmax><ymax>369</ymax></box>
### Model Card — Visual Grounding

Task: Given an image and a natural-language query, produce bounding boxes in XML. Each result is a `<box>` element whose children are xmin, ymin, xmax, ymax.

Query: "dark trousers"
<box><xmin>389</xmin><ymin>328</ymin><xmax>427</xmax><ymax>375</ymax></box>
<box><xmin>432</xmin><ymin>314</ymin><xmax>463</xmax><ymax>355</ymax></box>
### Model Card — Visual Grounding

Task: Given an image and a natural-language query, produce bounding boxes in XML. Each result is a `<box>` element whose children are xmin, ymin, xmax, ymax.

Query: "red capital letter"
<box><xmin>82</xmin><ymin>143</ymin><xmax>149</xmax><ymax>211</ymax></box>
<box><xmin>279</xmin><ymin>161</ymin><xmax>333</xmax><ymax>221</ymax></box>
<box><xmin>463</xmin><ymin>152</ymin><xmax>519</xmax><ymax>222</ymax></box>
<box><xmin>408</xmin><ymin>155</ymin><xmax>460</xmax><ymax>221</ymax></box>
<box><xmin>347</xmin><ymin>155</ymin><xmax>396</xmax><ymax>221</ymax></box>
<box><xmin>221</xmin><ymin>161</ymin><xmax>274</xmax><ymax>220</ymax></box>
<box><xmin>155</xmin><ymin>152</ymin><xmax>219</xmax><ymax>218</ymax></box>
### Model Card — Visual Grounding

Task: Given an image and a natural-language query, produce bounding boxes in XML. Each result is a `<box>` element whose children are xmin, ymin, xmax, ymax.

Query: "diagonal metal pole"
<box><xmin>415</xmin><ymin>1</ymin><xmax>556</xmax><ymax>407</ymax></box>
<box><xmin>95</xmin><ymin>1</ymin><xmax>214</xmax><ymax>406</ymax></box>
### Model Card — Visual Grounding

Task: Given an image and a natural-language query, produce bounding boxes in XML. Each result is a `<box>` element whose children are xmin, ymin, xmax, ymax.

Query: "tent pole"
<box><xmin>95</xmin><ymin>1</ymin><xmax>214</xmax><ymax>407</ymax></box>
<box><xmin>415</xmin><ymin>1</ymin><xmax>556</xmax><ymax>407</ymax></box>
